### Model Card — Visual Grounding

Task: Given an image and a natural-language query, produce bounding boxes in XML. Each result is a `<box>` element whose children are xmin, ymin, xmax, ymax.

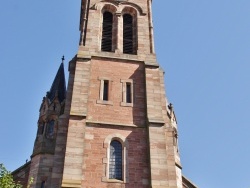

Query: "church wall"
<box><xmin>12</xmin><ymin>162</ymin><xmax>31</xmax><ymax>188</ymax></box>
<box><xmin>82</xmin><ymin>124</ymin><xmax>150</xmax><ymax>188</ymax></box>
<box><xmin>61</xmin><ymin>117</ymin><xmax>86</xmax><ymax>188</ymax></box>
<box><xmin>28</xmin><ymin>154</ymin><xmax>54</xmax><ymax>188</ymax></box>
<box><xmin>87</xmin><ymin>58</ymin><xmax>146</xmax><ymax>127</ymax></box>
<box><xmin>70</xmin><ymin>59</ymin><xmax>91</xmax><ymax>116</ymax></box>
<box><xmin>145</xmin><ymin>67</ymin><xmax>183</xmax><ymax>188</ymax></box>
<box><xmin>50</xmin><ymin>115</ymin><xmax>71</xmax><ymax>187</ymax></box>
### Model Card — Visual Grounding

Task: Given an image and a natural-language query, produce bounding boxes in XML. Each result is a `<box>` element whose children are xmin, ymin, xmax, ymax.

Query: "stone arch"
<box><xmin>117</xmin><ymin>3</ymin><xmax>145</xmax><ymax>16</ymax></box>
<box><xmin>121</xmin><ymin>6</ymin><xmax>138</xmax><ymax>55</ymax></box>
<box><xmin>104</xmin><ymin>133</ymin><xmax>129</xmax><ymax>149</ymax></box>
<box><xmin>93</xmin><ymin>2</ymin><xmax>118</xmax><ymax>13</ymax></box>
<box><xmin>121</xmin><ymin>6</ymin><xmax>138</xmax><ymax>17</ymax></box>
<box><xmin>102</xmin><ymin>133</ymin><xmax>129</xmax><ymax>183</ymax></box>
<box><xmin>98</xmin><ymin>4</ymin><xmax>118</xmax><ymax>52</ymax></box>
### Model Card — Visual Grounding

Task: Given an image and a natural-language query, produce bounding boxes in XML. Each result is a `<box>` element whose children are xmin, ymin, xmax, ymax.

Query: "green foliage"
<box><xmin>27</xmin><ymin>177</ymin><xmax>33</xmax><ymax>188</ymax></box>
<box><xmin>0</xmin><ymin>164</ymin><xmax>22</xmax><ymax>188</ymax></box>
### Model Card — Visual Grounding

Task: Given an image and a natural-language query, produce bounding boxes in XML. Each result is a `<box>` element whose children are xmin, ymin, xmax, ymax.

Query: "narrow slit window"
<box><xmin>126</xmin><ymin>83</ymin><xmax>132</xmax><ymax>103</ymax></box>
<box><xmin>109</xmin><ymin>140</ymin><xmax>122</xmax><ymax>180</ymax></box>
<box><xmin>41</xmin><ymin>123</ymin><xmax>45</xmax><ymax>135</ymax></box>
<box><xmin>103</xmin><ymin>80</ymin><xmax>109</xmax><ymax>101</ymax></box>
<box><xmin>121</xmin><ymin>79</ymin><xmax>133</xmax><ymax>106</ymax></box>
<box><xmin>123</xmin><ymin>14</ymin><xmax>134</xmax><ymax>54</ymax></box>
<box><xmin>102</xmin><ymin>12</ymin><xmax>113</xmax><ymax>52</ymax></box>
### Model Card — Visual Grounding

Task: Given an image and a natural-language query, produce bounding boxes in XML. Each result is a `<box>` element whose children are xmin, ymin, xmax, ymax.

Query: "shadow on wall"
<box><xmin>129</xmin><ymin>62</ymin><xmax>147</xmax><ymax>127</ymax></box>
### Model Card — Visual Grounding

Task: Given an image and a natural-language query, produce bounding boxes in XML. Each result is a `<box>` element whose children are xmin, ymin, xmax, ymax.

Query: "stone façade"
<box><xmin>12</xmin><ymin>0</ymin><xmax>197</xmax><ymax>187</ymax></box>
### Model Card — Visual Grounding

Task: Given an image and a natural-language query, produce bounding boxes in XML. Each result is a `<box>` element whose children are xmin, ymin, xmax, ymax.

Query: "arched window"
<box><xmin>101</xmin><ymin>12</ymin><xmax>113</xmax><ymax>52</ymax></box>
<box><xmin>46</xmin><ymin>120</ymin><xmax>55</xmax><ymax>138</ymax></box>
<box><xmin>37</xmin><ymin>123</ymin><xmax>45</xmax><ymax>135</ymax></box>
<box><xmin>109</xmin><ymin>140</ymin><xmax>122</xmax><ymax>180</ymax></box>
<box><xmin>123</xmin><ymin>14</ymin><xmax>136</xmax><ymax>54</ymax></box>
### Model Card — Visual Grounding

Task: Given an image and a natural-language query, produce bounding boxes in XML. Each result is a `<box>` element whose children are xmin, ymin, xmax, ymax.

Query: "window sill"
<box><xmin>102</xmin><ymin>177</ymin><xmax>125</xmax><ymax>183</ymax></box>
<box><xmin>120</xmin><ymin>102</ymin><xmax>133</xmax><ymax>107</ymax></box>
<box><xmin>97</xmin><ymin>100</ymin><xmax>113</xmax><ymax>106</ymax></box>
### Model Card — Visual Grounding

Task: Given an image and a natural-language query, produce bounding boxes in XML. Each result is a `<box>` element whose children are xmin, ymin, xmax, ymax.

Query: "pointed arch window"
<box><xmin>37</xmin><ymin>123</ymin><xmax>45</xmax><ymax>135</ymax></box>
<box><xmin>101</xmin><ymin>12</ymin><xmax>113</xmax><ymax>52</ymax></box>
<box><xmin>109</xmin><ymin>140</ymin><xmax>122</xmax><ymax>180</ymax></box>
<box><xmin>46</xmin><ymin>120</ymin><xmax>55</xmax><ymax>138</ymax></box>
<box><xmin>123</xmin><ymin>14</ymin><xmax>136</xmax><ymax>54</ymax></box>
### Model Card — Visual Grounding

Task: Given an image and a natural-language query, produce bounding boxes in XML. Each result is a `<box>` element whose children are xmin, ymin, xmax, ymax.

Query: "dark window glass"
<box><xmin>103</xmin><ymin>80</ymin><xmax>109</xmax><ymax>101</ymax></box>
<box><xmin>126</xmin><ymin>83</ymin><xmax>132</xmax><ymax>103</ymax></box>
<box><xmin>41</xmin><ymin>181</ymin><xmax>45</xmax><ymax>188</ymax></box>
<box><xmin>102</xmin><ymin>12</ymin><xmax>113</xmax><ymax>52</ymax></box>
<box><xmin>37</xmin><ymin>123</ymin><xmax>45</xmax><ymax>135</ymax></box>
<box><xmin>123</xmin><ymin>14</ymin><xmax>134</xmax><ymax>54</ymax></box>
<box><xmin>109</xmin><ymin>140</ymin><xmax>122</xmax><ymax>180</ymax></box>
<box><xmin>46</xmin><ymin>120</ymin><xmax>55</xmax><ymax>138</ymax></box>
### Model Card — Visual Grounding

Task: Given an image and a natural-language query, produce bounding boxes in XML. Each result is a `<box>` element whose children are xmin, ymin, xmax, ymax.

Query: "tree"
<box><xmin>0</xmin><ymin>163</ymin><xmax>22</xmax><ymax>188</ymax></box>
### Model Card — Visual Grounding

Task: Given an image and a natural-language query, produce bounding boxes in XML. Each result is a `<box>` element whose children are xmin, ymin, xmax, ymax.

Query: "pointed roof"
<box><xmin>47</xmin><ymin>57</ymin><xmax>66</xmax><ymax>103</ymax></box>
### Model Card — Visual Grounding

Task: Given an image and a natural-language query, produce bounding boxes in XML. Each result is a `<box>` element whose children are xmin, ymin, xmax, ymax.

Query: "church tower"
<box><xmin>24</xmin><ymin>0</ymin><xmax>190</xmax><ymax>187</ymax></box>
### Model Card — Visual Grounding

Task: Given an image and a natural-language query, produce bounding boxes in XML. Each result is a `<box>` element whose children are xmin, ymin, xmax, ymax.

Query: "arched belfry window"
<box><xmin>101</xmin><ymin>11</ymin><xmax>113</xmax><ymax>52</ymax></box>
<box><xmin>109</xmin><ymin>140</ymin><xmax>122</xmax><ymax>180</ymax></box>
<box><xmin>123</xmin><ymin>14</ymin><xmax>136</xmax><ymax>54</ymax></box>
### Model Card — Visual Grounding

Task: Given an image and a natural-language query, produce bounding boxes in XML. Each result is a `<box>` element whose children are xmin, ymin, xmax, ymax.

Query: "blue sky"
<box><xmin>1</xmin><ymin>1</ymin><xmax>250</xmax><ymax>188</ymax></box>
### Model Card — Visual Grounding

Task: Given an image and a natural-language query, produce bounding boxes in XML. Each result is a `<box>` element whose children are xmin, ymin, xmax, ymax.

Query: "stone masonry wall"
<box><xmin>28</xmin><ymin>154</ymin><xmax>54</xmax><ymax>188</ymax></box>
<box><xmin>82</xmin><ymin>124</ymin><xmax>150</xmax><ymax>188</ymax></box>
<box><xmin>87</xmin><ymin>58</ymin><xmax>146</xmax><ymax>127</ymax></box>
<box><xmin>78</xmin><ymin>0</ymin><xmax>157</xmax><ymax>65</ymax></box>
<box><xmin>12</xmin><ymin>162</ymin><xmax>31</xmax><ymax>187</ymax></box>
<box><xmin>146</xmin><ymin>67</ymin><xmax>182</xmax><ymax>188</ymax></box>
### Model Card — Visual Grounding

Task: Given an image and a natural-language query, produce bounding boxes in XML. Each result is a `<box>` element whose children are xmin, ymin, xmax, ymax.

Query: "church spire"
<box><xmin>47</xmin><ymin>56</ymin><xmax>66</xmax><ymax>103</ymax></box>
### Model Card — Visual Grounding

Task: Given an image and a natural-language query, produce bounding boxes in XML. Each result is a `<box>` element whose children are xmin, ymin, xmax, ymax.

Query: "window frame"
<box><xmin>103</xmin><ymin>80</ymin><xmax>109</xmax><ymax>101</ymax></box>
<box><xmin>37</xmin><ymin>122</ymin><xmax>45</xmax><ymax>136</ymax></box>
<box><xmin>102</xmin><ymin>134</ymin><xmax>129</xmax><ymax>183</ymax></box>
<box><xmin>97</xmin><ymin>77</ymin><xmax>113</xmax><ymax>105</ymax></box>
<box><xmin>101</xmin><ymin>11</ymin><xmax>114</xmax><ymax>52</ymax></box>
<box><xmin>109</xmin><ymin>140</ymin><xmax>123</xmax><ymax>180</ymax></box>
<box><xmin>120</xmin><ymin>79</ymin><xmax>134</xmax><ymax>107</ymax></box>
<box><xmin>46</xmin><ymin>120</ymin><xmax>55</xmax><ymax>139</ymax></box>
<box><xmin>121</xmin><ymin>9</ymin><xmax>138</xmax><ymax>55</ymax></box>
<box><xmin>123</xmin><ymin>14</ymin><xmax>135</xmax><ymax>54</ymax></box>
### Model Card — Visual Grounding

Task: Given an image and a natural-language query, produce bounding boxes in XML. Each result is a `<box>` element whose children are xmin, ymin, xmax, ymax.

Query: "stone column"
<box><xmin>115</xmin><ymin>12</ymin><xmax>123</xmax><ymax>54</ymax></box>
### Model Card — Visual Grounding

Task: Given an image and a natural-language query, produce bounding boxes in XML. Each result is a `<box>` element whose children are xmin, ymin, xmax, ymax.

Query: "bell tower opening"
<box><xmin>123</xmin><ymin>14</ymin><xmax>134</xmax><ymax>54</ymax></box>
<box><xmin>101</xmin><ymin>11</ymin><xmax>114</xmax><ymax>52</ymax></box>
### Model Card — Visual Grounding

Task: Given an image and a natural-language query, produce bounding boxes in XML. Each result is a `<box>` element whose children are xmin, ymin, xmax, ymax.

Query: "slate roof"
<box><xmin>47</xmin><ymin>62</ymin><xmax>66</xmax><ymax>103</ymax></box>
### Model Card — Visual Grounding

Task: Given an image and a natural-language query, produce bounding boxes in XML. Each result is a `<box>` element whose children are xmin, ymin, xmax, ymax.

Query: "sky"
<box><xmin>0</xmin><ymin>1</ymin><xmax>250</xmax><ymax>188</ymax></box>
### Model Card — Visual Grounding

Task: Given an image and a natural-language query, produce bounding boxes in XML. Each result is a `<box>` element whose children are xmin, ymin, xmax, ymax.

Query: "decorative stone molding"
<box><xmin>61</xmin><ymin>179</ymin><xmax>81</xmax><ymax>188</ymax></box>
<box><xmin>93</xmin><ymin>1</ymin><xmax>145</xmax><ymax>16</ymax></box>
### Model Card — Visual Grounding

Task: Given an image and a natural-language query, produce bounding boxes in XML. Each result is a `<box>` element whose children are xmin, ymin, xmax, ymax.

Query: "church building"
<box><xmin>12</xmin><ymin>0</ymin><xmax>197</xmax><ymax>187</ymax></box>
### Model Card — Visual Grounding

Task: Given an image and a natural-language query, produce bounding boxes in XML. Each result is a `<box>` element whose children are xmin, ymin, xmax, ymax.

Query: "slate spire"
<box><xmin>47</xmin><ymin>56</ymin><xmax>66</xmax><ymax>103</ymax></box>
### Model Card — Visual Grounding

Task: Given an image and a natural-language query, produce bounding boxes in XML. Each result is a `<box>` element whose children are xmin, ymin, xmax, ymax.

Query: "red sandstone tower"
<box><xmin>12</xmin><ymin>0</ymin><xmax>197</xmax><ymax>187</ymax></box>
